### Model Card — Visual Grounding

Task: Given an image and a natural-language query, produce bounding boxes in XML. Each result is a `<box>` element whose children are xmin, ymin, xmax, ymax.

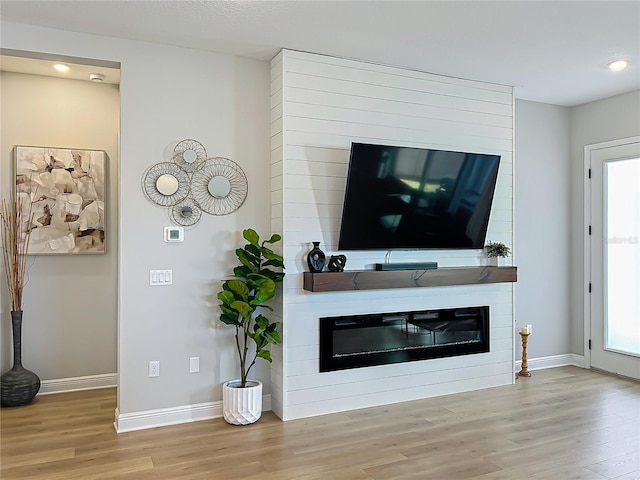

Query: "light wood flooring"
<box><xmin>1</xmin><ymin>367</ymin><xmax>639</xmax><ymax>479</ymax></box>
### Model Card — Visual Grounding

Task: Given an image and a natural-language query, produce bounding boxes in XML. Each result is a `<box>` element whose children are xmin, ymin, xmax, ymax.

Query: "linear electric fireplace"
<box><xmin>320</xmin><ymin>306</ymin><xmax>489</xmax><ymax>372</ymax></box>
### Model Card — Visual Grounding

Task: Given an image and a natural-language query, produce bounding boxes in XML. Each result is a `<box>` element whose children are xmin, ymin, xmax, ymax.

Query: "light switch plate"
<box><xmin>189</xmin><ymin>356</ymin><xmax>200</xmax><ymax>373</ymax></box>
<box><xmin>150</xmin><ymin>270</ymin><xmax>173</xmax><ymax>286</ymax></box>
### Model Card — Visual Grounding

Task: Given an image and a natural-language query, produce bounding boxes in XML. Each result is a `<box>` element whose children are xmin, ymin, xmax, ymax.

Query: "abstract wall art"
<box><xmin>14</xmin><ymin>146</ymin><xmax>107</xmax><ymax>255</ymax></box>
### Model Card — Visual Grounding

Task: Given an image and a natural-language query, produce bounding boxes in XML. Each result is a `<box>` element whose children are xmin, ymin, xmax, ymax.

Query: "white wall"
<box><xmin>0</xmin><ymin>71</ymin><xmax>119</xmax><ymax>380</ymax></box>
<box><xmin>1</xmin><ymin>22</ymin><xmax>271</xmax><ymax>418</ymax></box>
<box><xmin>272</xmin><ymin>50</ymin><xmax>515</xmax><ymax>420</ymax></box>
<box><xmin>514</xmin><ymin>100</ymin><xmax>571</xmax><ymax>359</ymax></box>
<box><xmin>569</xmin><ymin>90</ymin><xmax>640</xmax><ymax>355</ymax></box>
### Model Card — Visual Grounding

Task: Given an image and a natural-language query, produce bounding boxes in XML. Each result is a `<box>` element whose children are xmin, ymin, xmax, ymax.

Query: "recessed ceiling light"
<box><xmin>53</xmin><ymin>63</ymin><xmax>70</xmax><ymax>72</ymax></box>
<box><xmin>608</xmin><ymin>60</ymin><xmax>628</xmax><ymax>72</ymax></box>
<box><xmin>89</xmin><ymin>73</ymin><xmax>105</xmax><ymax>82</ymax></box>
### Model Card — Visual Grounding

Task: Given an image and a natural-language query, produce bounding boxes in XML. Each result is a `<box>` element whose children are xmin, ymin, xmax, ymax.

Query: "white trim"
<box><xmin>516</xmin><ymin>354</ymin><xmax>585</xmax><ymax>371</ymax></box>
<box><xmin>114</xmin><ymin>395</ymin><xmax>272</xmax><ymax>433</ymax></box>
<box><xmin>584</xmin><ymin>136</ymin><xmax>640</xmax><ymax>152</ymax></box>
<box><xmin>511</xmin><ymin>93</ymin><xmax>517</xmax><ymax>385</ymax></box>
<box><xmin>583</xmin><ymin>136</ymin><xmax>640</xmax><ymax>370</ymax></box>
<box><xmin>584</xmin><ymin>144</ymin><xmax>592</xmax><ymax>369</ymax></box>
<box><xmin>38</xmin><ymin>373</ymin><xmax>117</xmax><ymax>395</ymax></box>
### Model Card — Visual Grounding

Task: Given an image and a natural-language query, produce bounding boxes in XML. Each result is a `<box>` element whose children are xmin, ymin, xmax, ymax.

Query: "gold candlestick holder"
<box><xmin>518</xmin><ymin>332</ymin><xmax>532</xmax><ymax>378</ymax></box>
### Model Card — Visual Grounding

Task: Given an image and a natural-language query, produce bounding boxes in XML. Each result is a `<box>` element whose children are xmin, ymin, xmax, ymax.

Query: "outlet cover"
<box><xmin>149</xmin><ymin>360</ymin><xmax>160</xmax><ymax>377</ymax></box>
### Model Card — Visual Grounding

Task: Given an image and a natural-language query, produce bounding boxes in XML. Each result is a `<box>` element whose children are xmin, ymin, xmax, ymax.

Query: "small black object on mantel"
<box><xmin>375</xmin><ymin>262</ymin><xmax>437</xmax><ymax>271</ymax></box>
<box><xmin>307</xmin><ymin>242</ymin><xmax>326</xmax><ymax>273</ymax></box>
<box><xmin>328</xmin><ymin>255</ymin><xmax>347</xmax><ymax>272</ymax></box>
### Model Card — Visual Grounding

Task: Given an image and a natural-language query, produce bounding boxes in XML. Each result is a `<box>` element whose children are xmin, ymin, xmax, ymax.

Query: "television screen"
<box><xmin>338</xmin><ymin>143</ymin><xmax>501</xmax><ymax>250</ymax></box>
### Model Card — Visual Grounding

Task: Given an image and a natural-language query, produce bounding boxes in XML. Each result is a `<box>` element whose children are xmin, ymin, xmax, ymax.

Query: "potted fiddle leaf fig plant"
<box><xmin>217</xmin><ymin>228</ymin><xmax>284</xmax><ymax>425</ymax></box>
<box><xmin>484</xmin><ymin>241</ymin><xmax>511</xmax><ymax>266</ymax></box>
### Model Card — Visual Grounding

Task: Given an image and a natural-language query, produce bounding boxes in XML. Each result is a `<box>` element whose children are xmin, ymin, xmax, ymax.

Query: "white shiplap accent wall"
<box><xmin>271</xmin><ymin>50</ymin><xmax>514</xmax><ymax>421</ymax></box>
<box><xmin>270</xmin><ymin>50</ymin><xmax>285</xmax><ymax>420</ymax></box>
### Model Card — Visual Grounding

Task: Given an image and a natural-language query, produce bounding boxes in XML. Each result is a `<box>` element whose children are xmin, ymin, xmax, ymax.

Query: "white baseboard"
<box><xmin>515</xmin><ymin>353</ymin><xmax>585</xmax><ymax>371</ymax></box>
<box><xmin>38</xmin><ymin>373</ymin><xmax>117</xmax><ymax>395</ymax></box>
<box><xmin>114</xmin><ymin>394</ymin><xmax>271</xmax><ymax>433</ymax></box>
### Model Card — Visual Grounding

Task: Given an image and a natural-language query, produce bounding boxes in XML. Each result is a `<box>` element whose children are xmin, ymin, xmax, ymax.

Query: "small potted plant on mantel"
<box><xmin>217</xmin><ymin>228</ymin><xmax>285</xmax><ymax>425</ymax></box>
<box><xmin>484</xmin><ymin>241</ymin><xmax>511</xmax><ymax>266</ymax></box>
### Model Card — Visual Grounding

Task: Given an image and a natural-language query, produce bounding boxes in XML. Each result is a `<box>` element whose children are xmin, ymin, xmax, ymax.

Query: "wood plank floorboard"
<box><xmin>1</xmin><ymin>367</ymin><xmax>638</xmax><ymax>479</ymax></box>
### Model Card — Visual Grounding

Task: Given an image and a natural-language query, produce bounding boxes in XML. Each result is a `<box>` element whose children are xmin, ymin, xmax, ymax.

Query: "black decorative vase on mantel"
<box><xmin>307</xmin><ymin>241</ymin><xmax>326</xmax><ymax>273</ymax></box>
<box><xmin>1</xmin><ymin>311</ymin><xmax>40</xmax><ymax>407</ymax></box>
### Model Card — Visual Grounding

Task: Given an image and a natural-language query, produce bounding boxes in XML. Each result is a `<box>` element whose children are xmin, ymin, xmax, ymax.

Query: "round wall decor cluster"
<box><xmin>142</xmin><ymin>139</ymin><xmax>248</xmax><ymax>225</ymax></box>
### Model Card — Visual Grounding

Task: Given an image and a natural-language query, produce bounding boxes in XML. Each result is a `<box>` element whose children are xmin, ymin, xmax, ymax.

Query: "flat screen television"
<box><xmin>338</xmin><ymin>143</ymin><xmax>501</xmax><ymax>250</ymax></box>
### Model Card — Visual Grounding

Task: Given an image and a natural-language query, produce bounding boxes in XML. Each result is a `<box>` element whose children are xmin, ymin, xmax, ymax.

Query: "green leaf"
<box><xmin>254</xmin><ymin>314</ymin><xmax>269</xmax><ymax>329</ymax></box>
<box><xmin>219</xmin><ymin>312</ymin><xmax>241</xmax><ymax>326</ymax></box>
<box><xmin>256</xmin><ymin>350</ymin><xmax>273</xmax><ymax>362</ymax></box>
<box><xmin>264</xmin><ymin>321</ymin><xmax>282</xmax><ymax>344</ymax></box>
<box><xmin>243</xmin><ymin>229</ymin><xmax>259</xmax><ymax>245</ymax></box>
<box><xmin>263</xmin><ymin>253</ymin><xmax>284</xmax><ymax>265</ymax></box>
<box><xmin>253</xmin><ymin>316</ymin><xmax>281</xmax><ymax>345</ymax></box>
<box><xmin>263</xmin><ymin>329</ymin><xmax>281</xmax><ymax>345</ymax></box>
<box><xmin>236</xmin><ymin>248</ymin><xmax>259</xmax><ymax>271</ymax></box>
<box><xmin>249</xmin><ymin>276</ymin><xmax>275</xmax><ymax>290</ymax></box>
<box><xmin>265</xmin><ymin>234</ymin><xmax>281</xmax><ymax>244</ymax></box>
<box><xmin>219</xmin><ymin>304</ymin><xmax>238</xmax><ymax>316</ymax></box>
<box><xmin>263</xmin><ymin>259</ymin><xmax>285</xmax><ymax>268</ymax></box>
<box><xmin>247</xmin><ymin>275</ymin><xmax>275</xmax><ymax>295</ymax></box>
<box><xmin>233</xmin><ymin>265</ymin><xmax>251</xmax><ymax>279</ymax></box>
<box><xmin>217</xmin><ymin>290</ymin><xmax>235</xmax><ymax>306</ymax></box>
<box><xmin>250</xmin><ymin>292</ymin><xmax>274</xmax><ymax>307</ymax></box>
<box><xmin>259</xmin><ymin>270</ymin><xmax>285</xmax><ymax>283</ymax></box>
<box><xmin>227</xmin><ymin>280</ymin><xmax>249</xmax><ymax>300</ymax></box>
<box><xmin>261</xmin><ymin>246</ymin><xmax>279</xmax><ymax>260</ymax></box>
<box><xmin>230</xmin><ymin>300</ymin><xmax>254</xmax><ymax>320</ymax></box>
<box><xmin>245</xmin><ymin>243</ymin><xmax>260</xmax><ymax>258</ymax></box>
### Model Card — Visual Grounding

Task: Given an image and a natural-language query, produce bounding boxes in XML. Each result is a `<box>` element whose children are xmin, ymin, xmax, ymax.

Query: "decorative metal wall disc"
<box><xmin>191</xmin><ymin>157</ymin><xmax>248</xmax><ymax>215</ymax></box>
<box><xmin>143</xmin><ymin>140</ymin><xmax>249</xmax><ymax>225</ymax></box>
<box><xmin>170</xmin><ymin>199</ymin><xmax>202</xmax><ymax>227</ymax></box>
<box><xmin>142</xmin><ymin>162</ymin><xmax>190</xmax><ymax>207</ymax></box>
<box><xmin>173</xmin><ymin>139</ymin><xmax>207</xmax><ymax>172</ymax></box>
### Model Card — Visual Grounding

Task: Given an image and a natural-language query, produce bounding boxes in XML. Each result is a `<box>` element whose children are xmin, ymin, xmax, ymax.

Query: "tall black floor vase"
<box><xmin>1</xmin><ymin>310</ymin><xmax>40</xmax><ymax>407</ymax></box>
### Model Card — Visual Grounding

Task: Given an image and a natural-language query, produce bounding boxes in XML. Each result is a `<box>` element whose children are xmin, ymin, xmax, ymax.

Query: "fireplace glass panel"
<box><xmin>320</xmin><ymin>306</ymin><xmax>489</xmax><ymax>371</ymax></box>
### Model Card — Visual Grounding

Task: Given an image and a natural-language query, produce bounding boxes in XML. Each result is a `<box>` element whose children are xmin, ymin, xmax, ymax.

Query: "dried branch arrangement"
<box><xmin>0</xmin><ymin>194</ymin><xmax>34</xmax><ymax>311</ymax></box>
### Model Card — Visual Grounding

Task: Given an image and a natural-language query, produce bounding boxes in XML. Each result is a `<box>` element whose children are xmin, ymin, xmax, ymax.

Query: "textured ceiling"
<box><xmin>1</xmin><ymin>0</ymin><xmax>639</xmax><ymax>106</ymax></box>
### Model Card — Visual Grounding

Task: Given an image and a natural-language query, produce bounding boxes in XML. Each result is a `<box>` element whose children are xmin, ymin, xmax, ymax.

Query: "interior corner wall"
<box><xmin>569</xmin><ymin>90</ymin><xmax>640</xmax><ymax>355</ymax></box>
<box><xmin>514</xmin><ymin>99</ymin><xmax>571</xmax><ymax>359</ymax></box>
<box><xmin>0</xmin><ymin>71</ymin><xmax>119</xmax><ymax>380</ymax></box>
<box><xmin>1</xmin><ymin>22</ymin><xmax>272</xmax><ymax>418</ymax></box>
<box><xmin>272</xmin><ymin>50</ymin><xmax>515</xmax><ymax>421</ymax></box>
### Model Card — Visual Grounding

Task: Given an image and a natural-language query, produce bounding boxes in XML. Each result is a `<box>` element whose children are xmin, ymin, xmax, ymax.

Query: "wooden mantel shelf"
<box><xmin>303</xmin><ymin>266</ymin><xmax>517</xmax><ymax>292</ymax></box>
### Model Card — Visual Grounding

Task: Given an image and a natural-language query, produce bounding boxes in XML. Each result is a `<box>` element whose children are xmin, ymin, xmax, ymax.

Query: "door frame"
<box><xmin>583</xmin><ymin>136</ymin><xmax>640</xmax><ymax>370</ymax></box>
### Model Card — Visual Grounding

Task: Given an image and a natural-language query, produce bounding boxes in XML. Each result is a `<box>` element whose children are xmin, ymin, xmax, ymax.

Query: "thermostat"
<box><xmin>164</xmin><ymin>226</ymin><xmax>184</xmax><ymax>242</ymax></box>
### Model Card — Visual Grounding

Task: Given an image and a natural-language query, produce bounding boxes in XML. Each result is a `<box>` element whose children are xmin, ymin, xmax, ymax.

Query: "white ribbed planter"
<box><xmin>487</xmin><ymin>257</ymin><xmax>506</xmax><ymax>266</ymax></box>
<box><xmin>222</xmin><ymin>379</ymin><xmax>262</xmax><ymax>425</ymax></box>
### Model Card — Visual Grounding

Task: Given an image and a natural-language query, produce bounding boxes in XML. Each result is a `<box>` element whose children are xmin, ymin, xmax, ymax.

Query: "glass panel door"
<box><xmin>605</xmin><ymin>158</ymin><xmax>640</xmax><ymax>356</ymax></box>
<box><xmin>589</xmin><ymin>139</ymin><xmax>640</xmax><ymax>379</ymax></box>
<box><xmin>604</xmin><ymin>158</ymin><xmax>640</xmax><ymax>356</ymax></box>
